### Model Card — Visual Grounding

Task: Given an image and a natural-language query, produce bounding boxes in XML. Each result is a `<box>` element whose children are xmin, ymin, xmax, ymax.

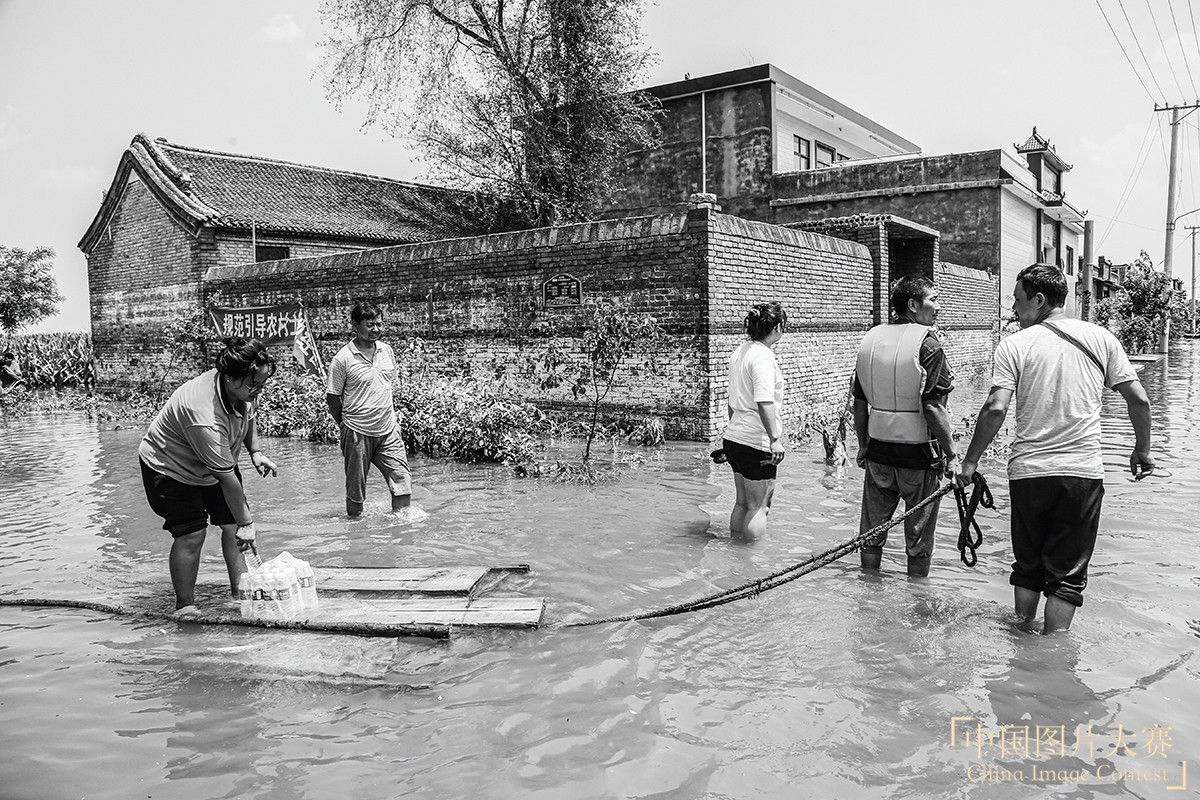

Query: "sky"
<box><xmin>1</xmin><ymin>0</ymin><xmax>1197</xmax><ymax>332</ymax></box>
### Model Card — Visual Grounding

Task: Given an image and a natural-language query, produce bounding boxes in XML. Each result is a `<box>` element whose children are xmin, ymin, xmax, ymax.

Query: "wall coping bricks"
<box><xmin>710</xmin><ymin>214</ymin><xmax>870</xmax><ymax>259</ymax></box>
<box><xmin>206</xmin><ymin>211</ymin><xmax>691</xmax><ymax>282</ymax></box>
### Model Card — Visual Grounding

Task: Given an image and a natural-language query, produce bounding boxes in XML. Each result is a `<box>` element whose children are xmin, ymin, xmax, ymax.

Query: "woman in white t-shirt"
<box><xmin>720</xmin><ymin>302</ymin><xmax>787</xmax><ymax>538</ymax></box>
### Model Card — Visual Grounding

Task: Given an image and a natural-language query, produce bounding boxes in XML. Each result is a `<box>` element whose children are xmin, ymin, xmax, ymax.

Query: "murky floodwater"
<box><xmin>2</xmin><ymin>343</ymin><xmax>1199</xmax><ymax>800</ymax></box>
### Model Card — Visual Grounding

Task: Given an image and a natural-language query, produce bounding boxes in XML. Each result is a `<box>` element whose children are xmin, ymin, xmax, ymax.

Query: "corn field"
<box><xmin>4</xmin><ymin>332</ymin><xmax>94</xmax><ymax>388</ymax></box>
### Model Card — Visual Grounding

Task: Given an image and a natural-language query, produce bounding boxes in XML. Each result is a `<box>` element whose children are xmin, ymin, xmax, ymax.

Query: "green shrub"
<box><xmin>255</xmin><ymin>366</ymin><xmax>542</xmax><ymax>467</ymax></box>
<box><xmin>255</xmin><ymin>369</ymin><xmax>339</xmax><ymax>442</ymax></box>
<box><xmin>399</xmin><ymin>376</ymin><xmax>541</xmax><ymax>466</ymax></box>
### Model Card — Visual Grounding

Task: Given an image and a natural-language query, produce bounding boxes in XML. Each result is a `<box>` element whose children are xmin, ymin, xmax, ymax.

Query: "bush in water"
<box><xmin>254</xmin><ymin>367</ymin><xmax>542</xmax><ymax>468</ymax></box>
<box><xmin>398</xmin><ymin>375</ymin><xmax>541</xmax><ymax>467</ymax></box>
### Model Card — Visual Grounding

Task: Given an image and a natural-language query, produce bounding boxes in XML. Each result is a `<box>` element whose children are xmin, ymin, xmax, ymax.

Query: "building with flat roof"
<box><xmin>603</xmin><ymin>64</ymin><xmax>920</xmax><ymax>222</ymax></box>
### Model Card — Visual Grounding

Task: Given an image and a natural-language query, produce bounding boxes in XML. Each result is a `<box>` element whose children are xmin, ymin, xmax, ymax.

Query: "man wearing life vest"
<box><xmin>852</xmin><ymin>276</ymin><xmax>957</xmax><ymax>577</ymax></box>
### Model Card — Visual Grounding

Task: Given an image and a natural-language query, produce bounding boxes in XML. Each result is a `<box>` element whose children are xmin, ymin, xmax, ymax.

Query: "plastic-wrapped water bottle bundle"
<box><xmin>238</xmin><ymin>551</ymin><xmax>320</xmax><ymax>620</ymax></box>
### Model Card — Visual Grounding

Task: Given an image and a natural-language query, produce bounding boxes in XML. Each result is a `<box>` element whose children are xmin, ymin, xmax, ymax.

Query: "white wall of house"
<box><xmin>772</xmin><ymin>86</ymin><xmax>912</xmax><ymax>174</ymax></box>
<box><xmin>1000</xmin><ymin>186</ymin><xmax>1038</xmax><ymax>322</ymax></box>
<box><xmin>1061</xmin><ymin>226</ymin><xmax>1083</xmax><ymax>317</ymax></box>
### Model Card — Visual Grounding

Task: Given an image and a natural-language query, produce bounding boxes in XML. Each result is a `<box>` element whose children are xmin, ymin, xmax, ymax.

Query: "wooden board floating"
<box><xmin>198</xmin><ymin>564</ymin><xmax>529</xmax><ymax>596</ymax></box>
<box><xmin>312</xmin><ymin>595</ymin><xmax>545</xmax><ymax>628</ymax></box>
<box><xmin>186</xmin><ymin>563</ymin><xmax>545</xmax><ymax>633</ymax></box>
<box><xmin>316</xmin><ymin>566</ymin><xmax>491</xmax><ymax>595</ymax></box>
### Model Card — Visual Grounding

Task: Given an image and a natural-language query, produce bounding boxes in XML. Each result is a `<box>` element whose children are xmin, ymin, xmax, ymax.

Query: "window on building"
<box><xmin>815</xmin><ymin>142</ymin><xmax>836</xmax><ymax>169</ymax></box>
<box><xmin>793</xmin><ymin>136</ymin><xmax>811</xmax><ymax>171</ymax></box>
<box><xmin>1064</xmin><ymin>245</ymin><xmax>1075</xmax><ymax>275</ymax></box>
<box><xmin>256</xmin><ymin>244</ymin><xmax>290</xmax><ymax>262</ymax></box>
<box><xmin>1044</xmin><ymin>164</ymin><xmax>1061</xmax><ymax>195</ymax></box>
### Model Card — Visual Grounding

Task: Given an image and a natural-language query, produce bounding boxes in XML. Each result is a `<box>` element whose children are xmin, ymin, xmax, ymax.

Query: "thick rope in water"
<box><xmin>0</xmin><ymin>597</ymin><xmax>450</xmax><ymax>639</ymax></box>
<box><xmin>568</xmin><ymin>479</ymin><xmax>978</xmax><ymax>628</ymax></box>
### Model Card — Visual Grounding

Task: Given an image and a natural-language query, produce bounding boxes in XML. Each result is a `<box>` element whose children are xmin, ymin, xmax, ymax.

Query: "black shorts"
<box><xmin>1009</xmin><ymin>476</ymin><xmax>1105</xmax><ymax>607</ymax></box>
<box><xmin>140</xmin><ymin>458</ymin><xmax>241</xmax><ymax>538</ymax></box>
<box><xmin>722</xmin><ymin>438</ymin><xmax>777</xmax><ymax>481</ymax></box>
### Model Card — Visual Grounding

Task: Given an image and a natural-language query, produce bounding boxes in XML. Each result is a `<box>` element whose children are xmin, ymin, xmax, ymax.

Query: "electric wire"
<box><xmin>1098</xmin><ymin>0</ymin><xmax>1163</xmax><ymax>100</ymax></box>
<box><xmin>1144</xmin><ymin>0</ymin><xmax>1189</xmax><ymax>99</ymax></box>
<box><xmin>1099</xmin><ymin>115</ymin><xmax>1160</xmax><ymax>250</ymax></box>
<box><xmin>1117</xmin><ymin>0</ymin><xmax>1170</xmax><ymax>99</ymax></box>
<box><xmin>1189</xmin><ymin>0</ymin><xmax>1200</xmax><ymax>67</ymax></box>
<box><xmin>1166</xmin><ymin>0</ymin><xmax>1199</xmax><ymax>97</ymax></box>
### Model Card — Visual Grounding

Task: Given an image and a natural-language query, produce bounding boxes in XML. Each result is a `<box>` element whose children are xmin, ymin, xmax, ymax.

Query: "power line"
<box><xmin>1098</xmin><ymin>115</ymin><xmax>1160</xmax><ymax>249</ymax></box>
<box><xmin>1098</xmin><ymin>0</ymin><xmax>1161</xmax><ymax>100</ymax></box>
<box><xmin>1165</xmin><ymin>0</ymin><xmax>1199</xmax><ymax>97</ymax></box>
<box><xmin>1117</xmin><ymin>0</ymin><xmax>1169</xmax><ymax>99</ymax></box>
<box><xmin>1143</xmin><ymin>0</ymin><xmax>1188</xmax><ymax>99</ymax></box>
<box><xmin>1189</xmin><ymin>0</ymin><xmax>1200</xmax><ymax>68</ymax></box>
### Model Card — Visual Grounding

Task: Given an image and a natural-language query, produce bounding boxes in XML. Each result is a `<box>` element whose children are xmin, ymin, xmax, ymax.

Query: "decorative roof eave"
<box><xmin>79</xmin><ymin>133</ymin><xmax>221</xmax><ymax>253</ymax></box>
<box><xmin>1042</xmin><ymin>194</ymin><xmax>1087</xmax><ymax>226</ymax></box>
<box><xmin>1013</xmin><ymin>126</ymin><xmax>1073</xmax><ymax>172</ymax></box>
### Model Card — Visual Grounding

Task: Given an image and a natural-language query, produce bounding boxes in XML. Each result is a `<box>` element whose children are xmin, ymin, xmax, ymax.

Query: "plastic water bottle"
<box><xmin>268</xmin><ymin>565</ymin><xmax>298</xmax><ymax>620</ymax></box>
<box><xmin>293</xmin><ymin>557</ymin><xmax>319</xmax><ymax>613</ymax></box>
<box><xmin>248</xmin><ymin>569</ymin><xmax>272</xmax><ymax>619</ymax></box>
<box><xmin>237</xmin><ymin>573</ymin><xmax>251</xmax><ymax>617</ymax></box>
<box><xmin>275</xmin><ymin>553</ymin><xmax>305</xmax><ymax>619</ymax></box>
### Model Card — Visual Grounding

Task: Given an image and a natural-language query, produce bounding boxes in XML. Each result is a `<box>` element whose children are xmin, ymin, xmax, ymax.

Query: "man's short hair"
<box><xmin>890</xmin><ymin>275</ymin><xmax>935</xmax><ymax>319</ymax></box>
<box><xmin>1016</xmin><ymin>264</ymin><xmax>1068</xmax><ymax>308</ymax></box>
<box><xmin>351</xmin><ymin>303</ymin><xmax>383</xmax><ymax>323</ymax></box>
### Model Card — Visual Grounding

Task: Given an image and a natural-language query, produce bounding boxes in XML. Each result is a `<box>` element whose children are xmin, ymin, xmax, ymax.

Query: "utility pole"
<box><xmin>1188</xmin><ymin>226</ymin><xmax>1200</xmax><ymax>338</ymax></box>
<box><xmin>1156</xmin><ymin>102</ymin><xmax>1200</xmax><ymax>353</ymax></box>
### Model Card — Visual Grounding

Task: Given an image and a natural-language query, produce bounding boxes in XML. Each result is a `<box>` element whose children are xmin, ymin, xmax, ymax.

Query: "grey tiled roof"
<box><xmin>81</xmin><ymin>133</ymin><xmax>497</xmax><ymax>251</ymax></box>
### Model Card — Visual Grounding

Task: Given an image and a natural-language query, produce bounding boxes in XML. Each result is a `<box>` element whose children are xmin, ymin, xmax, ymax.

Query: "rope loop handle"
<box><xmin>954</xmin><ymin>473</ymin><xmax>994</xmax><ymax>567</ymax></box>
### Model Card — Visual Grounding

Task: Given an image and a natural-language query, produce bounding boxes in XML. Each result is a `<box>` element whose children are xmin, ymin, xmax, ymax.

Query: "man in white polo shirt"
<box><xmin>957</xmin><ymin>264</ymin><xmax>1153</xmax><ymax>634</ymax></box>
<box><xmin>325</xmin><ymin>303</ymin><xmax>412</xmax><ymax>516</ymax></box>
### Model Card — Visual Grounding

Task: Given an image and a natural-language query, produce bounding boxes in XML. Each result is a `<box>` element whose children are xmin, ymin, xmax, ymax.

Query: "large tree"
<box><xmin>1094</xmin><ymin>250</ymin><xmax>1189</xmax><ymax>354</ymax></box>
<box><xmin>321</xmin><ymin>0</ymin><xmax>660</xmax><ymax>227</ymax></box>
<box><xmin>0</xmin><ymin>245</ymin><xmax>63</xmax><ymax>338</ymax></box>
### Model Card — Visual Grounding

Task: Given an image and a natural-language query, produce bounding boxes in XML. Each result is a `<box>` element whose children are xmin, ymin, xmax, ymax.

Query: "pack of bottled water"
<box><xmin>237</xmin><ymin>551</ymin><xmax>320</xmax><ymax>621</ymax></box>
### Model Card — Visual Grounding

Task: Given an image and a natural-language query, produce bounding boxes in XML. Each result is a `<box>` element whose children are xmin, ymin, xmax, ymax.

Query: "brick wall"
<box><xmin>702</xmin><ymin>211</ymin><xmax>874</xmax><ymax>438</ymax></box>
<box><xmin>214</xmin><ymin>236</ymin><xmax>375</xmax><ymax>270</ymax></box>
<box><xmin>935</xmin><ymin>261</ymin><xmax>999</xmax><ymax>381</ymax></box>
<box><xmin>86</xmin><ymin>178</ymin><xmax>213</xmax><ymax>389</ymax></box>
<box><xmin>86</xmin><ymin>178</ymin><xmax>452</xmax><ymax>390</ymax></box>
<box><xmin>204</xmin><ymin>206</ymin><xmax>880</xmax><ymax>440</ymax></box>
<box><xmin>773</xmin><ymin>186</ymin><xmax>1003</xmax><ymax>276</ymax></box>
<box><xmin>206</xmin><ymin>211</ymin><xmax>713</xmax><ymax>437</ymax></box>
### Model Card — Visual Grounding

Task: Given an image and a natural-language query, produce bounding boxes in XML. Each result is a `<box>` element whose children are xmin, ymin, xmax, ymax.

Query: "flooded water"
<box><xmin>2</xmin><ymin>343</ymin><xmax>1199</xmax><ymax>800</ymax></box>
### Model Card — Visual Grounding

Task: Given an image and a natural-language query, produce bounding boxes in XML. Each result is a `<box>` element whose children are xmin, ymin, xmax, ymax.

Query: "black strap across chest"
<box><xmin>1041</xmin><ymin>321</ymin><xmax>1106</xmax><ymax>377</ymax></box>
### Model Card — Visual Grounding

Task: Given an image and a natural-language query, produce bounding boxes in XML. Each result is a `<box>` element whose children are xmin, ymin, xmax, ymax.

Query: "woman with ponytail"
<box><xmin>138</xmin><ymin>337</ymin><xmax>280</xmax><ymax>616</ymax></box>
<box><xmin>720</xmin><ymin>302</ymin><xmax>787</xmax><ymax>538</ymax></box>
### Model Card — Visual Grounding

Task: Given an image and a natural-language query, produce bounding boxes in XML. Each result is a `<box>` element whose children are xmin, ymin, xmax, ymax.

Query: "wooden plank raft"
<box><xmin>202</xmin><ymin>564</ymin><xmax>530</xmax><ymax>597</ymax></box>
<box><xmin>196</xmin><ymin>563</ymin><xmax>543</xmax><ymax>632</ymax></box>
<box><xmin>312</xmin><ymin>595</ymin><xmax>545</xmax><ymax>628</ymax></box>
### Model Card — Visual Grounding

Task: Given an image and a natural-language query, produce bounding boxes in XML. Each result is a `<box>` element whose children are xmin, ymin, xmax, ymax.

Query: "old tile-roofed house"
<box><xmin>81</xmin><ymin>133</ymin><xmax>504</xmax><ymax>389</ymax></box>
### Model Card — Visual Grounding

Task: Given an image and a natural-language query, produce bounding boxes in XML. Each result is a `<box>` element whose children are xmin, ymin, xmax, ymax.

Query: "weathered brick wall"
<box><xmin>771</xmin><ymin>151</ymin><xmax>1007</xmax><ymax>275</ymax></box>
<box><xmin>86</xmin><ymin>179</ymin><xmax>214</xmax><ymax>389</ymax></box>
<box><xmin>204</xmin><ymin>208</ymin><xmax>882</xmax><ymax>440</ymax></box>
<box><xmin>772</xmin><ymin>187</ymin><xmax>1002</xmax><ymax>276</ymax></box>
<box><xmin>703</xmin><ymin>212</ymin><xmax>875</xmax><ymax>439</ymax></box>
<box><xmin>935</xmin><ymin>261</ymin><xmax>999</xmax><ymax>381</ymax></box>
<box><xmin>206</xmin><ymin>212</ymin><xmax>713</xmax><ymax>437</ymax></box>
